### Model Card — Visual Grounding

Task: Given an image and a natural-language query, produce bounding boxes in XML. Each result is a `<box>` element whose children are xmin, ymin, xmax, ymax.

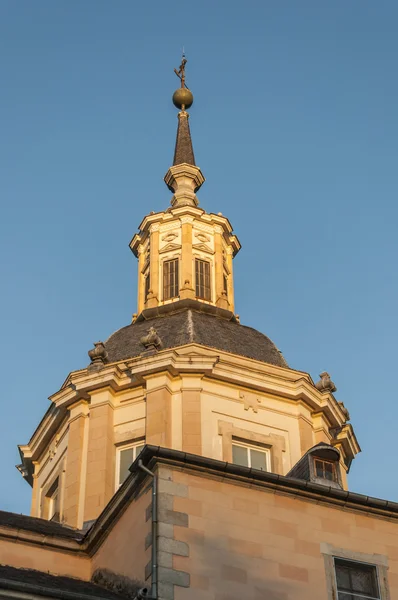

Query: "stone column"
<box><xmin>179</xmin><ymin>216</ymin><xmax>194</xmax><ymax>300</ymax></box>
<box><xmin>63</xmin><ymin>400</ymin><xmax>89</xmax><ymax>528</ymax></box>
<box><xmin>147</xmin><ymin>224</ymin><xmax>160</xmax><ymax>308</ymax></box>
<box><xmin>83</xmin><ymin>391</ymin><xmax>114</xmax><ymax>523</ymax></box>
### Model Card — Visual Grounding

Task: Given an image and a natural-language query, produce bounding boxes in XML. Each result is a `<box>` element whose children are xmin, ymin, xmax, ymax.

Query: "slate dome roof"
<box><xmin>104</xmin><ymin>308</ymin><xmax>288</xmax><ymax>368</ymax></box>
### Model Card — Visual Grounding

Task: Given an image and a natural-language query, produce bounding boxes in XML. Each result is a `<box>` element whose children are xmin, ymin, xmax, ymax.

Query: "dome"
<box><xmin>104</xmin><ymin>308</ymin><xmax>288</xmax><ymax>368</ymax></box>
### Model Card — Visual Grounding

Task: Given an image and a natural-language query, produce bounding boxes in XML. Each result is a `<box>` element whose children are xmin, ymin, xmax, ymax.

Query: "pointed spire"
<box><xmin>164</xmin><ymin>54</ymin><xmax>205</xmax><ymax>207</ymax></box>
<box><xmin>173</xmin><ymin>111</ymin><xmax>195</xmax><ymax>166</ymax></box>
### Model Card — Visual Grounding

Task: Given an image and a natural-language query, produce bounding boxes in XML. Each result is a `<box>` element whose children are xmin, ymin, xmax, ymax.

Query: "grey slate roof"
<box><xmin>0</xmin><ymin>565</ymin><xmax>127</xmax><ymax>600</ymax></box>
<box><xmin>105</xmin><ymin>308</ymin><xmax>288</xmax><ymax>368</ymax></box>
<box><xmin>0</xmin><ymin>510</ymin><xmax>83</xmax><ymax>541</ymax></box>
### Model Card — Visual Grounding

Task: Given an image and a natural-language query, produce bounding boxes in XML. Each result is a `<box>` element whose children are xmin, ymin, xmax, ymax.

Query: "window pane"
<box><xmin>315</xmin><ymin>459</ymin><xmax>324</xmax><ymax>478</ymax></box>
<box><xmin>119</xmin><ymin>448</ymin><xmax>136</xmax><ymax>485</ymax></box>
<box><xmin>250</xmin><ymin>449</ymin><xmax>268</xmax><ymax>471</ymax></box>
<box><xmin>232</xmin><ymin>445</ymin><xmax>248</xmax><ymax>467</ymax></box>
<box><xmin>324</xmin><ymin>461</ymin><xmax>335</xmax><ymax>481</ymax></box>
<box><xmin>335</xmin><ymin>560</ymin><xmax>379</xmax><ymax>599</ymax></box>
<box><xmin>136</xmin><ymin>445</ymin><xmax>144</xmax><ymax>457</ymax></box>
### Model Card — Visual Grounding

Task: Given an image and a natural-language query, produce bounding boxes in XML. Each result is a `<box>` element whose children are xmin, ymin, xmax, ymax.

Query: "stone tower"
<box><xmin>17</xmin><ymin>57</ymin><xmax>360</xmax><ymax>530</ymax></box>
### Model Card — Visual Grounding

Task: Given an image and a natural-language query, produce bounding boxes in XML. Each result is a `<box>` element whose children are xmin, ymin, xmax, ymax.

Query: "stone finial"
<box><xmin>140</xmin><ymin>327</ymin><xmax>162</xmax><ymax>352</ymax></box>
<box><xmin>315</xmin><ymin>371</ymin><xmax>337</xmax><ymax>393</ymax></box>
<box><xmin>88</xmin><ymin>341</ymin><xmax>108</xmax><ymax>371</ymax></box>
<box><xmin>338</xmin><ymin>401</ymin><xmax>350</xmax><ymax>422</ymax></box>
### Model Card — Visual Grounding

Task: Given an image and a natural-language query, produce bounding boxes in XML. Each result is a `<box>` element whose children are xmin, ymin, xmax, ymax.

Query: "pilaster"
<box><xmin>147</xmin><ymin>224</ymin><xmax>160</xmax><ymax>308</ymax></box>
<box><xmin>63</xmin><ymin>400</ymin><xmax>89</xmax><ymax>528</ymax></box>
<box><xmin>214</xmin><ymin>225</ymin><xmax>228</xmax><ymax>309</ymax></box>
<box><xmin>137</xmin><ymin>244</ymin><xmax>146</xmax><ymax>314</ymax></box>
<box><xmin>181</xmin><ymin>376</ymin><xmax>203</xmax><ymax>455</ymax></box>
<box><xmin>179</xmin><ymin>216</ymin><xmax>194</xmax><ymax>300</ymax></box>
<box><xmin>145</xmin><ymin>375</ymin><xmax>173</xmax><ymax>447</ymax></box>
<box><xmin>83</xmin><ymin>391</ymin><xmax>115</xmax><ymax>523</ymax></box>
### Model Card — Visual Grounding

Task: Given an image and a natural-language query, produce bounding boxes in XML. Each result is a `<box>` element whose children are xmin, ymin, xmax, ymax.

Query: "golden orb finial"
<box><xmin>173</xmin><ymin>53</ymin><xmax>194</xmax><ymax>110</ymax></box>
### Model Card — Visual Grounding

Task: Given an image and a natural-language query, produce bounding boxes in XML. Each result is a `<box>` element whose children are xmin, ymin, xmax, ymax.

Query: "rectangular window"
<box><xmin>116</xmin><ymin>443</ymin><xmax>145</xmax><ymax>487</ymax></box>
<box><xmin>163</xmin><ymin>258</ymin><xmax>179</xmax><ymax>300</ymax></box>
<box><xmin>334</xmin><ymin>558</ymin><xmax>380</xmax><ymax>600</ymax></box>
<box><xmin>195</xmin><ymin>259</ymin><xmax>211</xmax><ymax>301</ymax></box>
<box><xmin>314</xmin><ymin>458</ymin><xmax>337</xmax><ymax>482</ymax></box>
<box><xmin>232</xmin><ymin>442</ymin><xmax>270</xmax><ymax>472</ymax></box>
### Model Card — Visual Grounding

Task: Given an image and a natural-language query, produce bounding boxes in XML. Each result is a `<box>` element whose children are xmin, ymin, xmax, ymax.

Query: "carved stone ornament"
<box><xmin>315</xmin><ymin>371</ymin><xmax>337</xmax><ymax>393</ymax></box>
<box><xmin>338</xmin><ymin>401</ymin><xmax>350</xmax><ymax>422</ymax></box>
<box><xmin>140</xmin><ymin>327</ymin><xmax>163</xmax><ymax>351</ymax></box>
<box><xmin>239</xmin><ymin>391</ymin><xmax>261</xmax><ymax>413</ymax></box>
<box><xmin>161</xmin><ymin>232</ymin><xmax>178</xmax><ymax>242</ymax></box>
<box><xmin>88</xmin><ymin>341</ymin><xmax>108</xmax><ymax>370</ymax></box>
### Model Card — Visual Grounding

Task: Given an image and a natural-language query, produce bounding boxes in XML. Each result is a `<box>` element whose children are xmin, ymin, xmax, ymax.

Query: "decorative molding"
<box><xmin>150</xmin><ymin>223</ymin><xmax>160</xmax><ymax>232</ymax></box>
<box><xmin>180</xmin><ymin>215</ymin><xmax>195</xmax><ymax>224</ymax></box>
<box><xmin>192</xmin><ymin>243</ymin><xmax>214</xmax><ymax>255</ymax></box>
<box><xmin>161</xmin><ymin>232</ymin><xmax>179</xmax><ymax>242</ymax></box>
<box><xmin>159</xmin><ymin>243</ymin><xmax>182</xmax><ymax>254</ymax></box>
<box><xmin>159</xmin><ymin>221</ymin><xmax>181</xmax><ymax>233</ymax></box>
<box><xmin>194</xmin><ymin>231</ymin><xmax>211</xmax><ymax>243</ymax></box>
<box><xmin>239</xmin><ymin>391</ymin><xmax>261</xmax><ymax>413</ymax></box>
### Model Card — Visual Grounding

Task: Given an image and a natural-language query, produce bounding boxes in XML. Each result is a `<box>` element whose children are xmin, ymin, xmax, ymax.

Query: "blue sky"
<box><xmin>1</xmin><ymin>1</ymin><xmax>397</xmax><ymax>514</ymax></box>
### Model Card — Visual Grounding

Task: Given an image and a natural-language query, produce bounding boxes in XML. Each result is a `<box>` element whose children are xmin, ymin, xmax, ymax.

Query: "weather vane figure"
<box><xmin>172</xmin><ymin>52</ymin><xmax>193</xmax><ymax>111</ymax></box>
<box><xmin>174</xmin><ymin>53</ymin><xmax>188</xmax><ymax>89</ymax></box>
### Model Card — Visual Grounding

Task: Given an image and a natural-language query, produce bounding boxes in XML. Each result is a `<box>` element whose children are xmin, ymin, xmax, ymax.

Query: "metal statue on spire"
<box><xmin>174</xmin><ymin>53</ymin><xmax>188</xmax><ymax>89</ymax></box>
<box><xmin>172</xmin><ymin>52</ymin><xmax>193</xmax><ymax>111</ymax></box>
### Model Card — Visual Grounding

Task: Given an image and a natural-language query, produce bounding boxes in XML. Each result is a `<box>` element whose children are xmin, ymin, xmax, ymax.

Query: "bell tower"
<box><xmin>130</xmin><ymin>55</ymin><xmax>240</xmax><ymax>320</ymax></box>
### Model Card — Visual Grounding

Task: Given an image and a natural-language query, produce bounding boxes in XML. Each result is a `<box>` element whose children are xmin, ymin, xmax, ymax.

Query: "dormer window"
<box><xmin>314</xmin><ymin>458</ymin><xmax>337</xmax><ymax>483</ymax></box>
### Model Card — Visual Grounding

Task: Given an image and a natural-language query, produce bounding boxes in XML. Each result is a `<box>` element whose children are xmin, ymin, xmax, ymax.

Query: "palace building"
<box><xmin>0</xmin><ymin>59</ymin><xmax>396</xmax><ymax>600</ymax></box>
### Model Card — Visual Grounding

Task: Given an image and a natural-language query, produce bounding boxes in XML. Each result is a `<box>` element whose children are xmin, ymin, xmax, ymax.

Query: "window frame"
<box><xmin>321</xmin><ymin>543</ymin><xmax>390</xmax><ymax>600</ymax></box>
<box><xmin>231</xmin><ymin>440</ymin><xmax>271</xmax><ymax>472</ymax></box>
<box><xmin>314</xmin><ymin>457</ymin><xmax>338</xmax><ymax>482</ymax></box>
<box><xmin>333</xmin><ymin>557</ymin><xmax>381</xmax><ymax>600</ymax></box>
<box><xmin>195</xmin><ymin>258</ymin><xmax>211</xmax><ymax>301</ymax></box>
<box><xmin>163</xmin><ymin>258</ymin><xmax>179</xmax><ymax>301</ymax></box>
<box><xmin>115</xmin><ymin>441</ymin><xmax>145</xmax><ymax>489</ymax></box>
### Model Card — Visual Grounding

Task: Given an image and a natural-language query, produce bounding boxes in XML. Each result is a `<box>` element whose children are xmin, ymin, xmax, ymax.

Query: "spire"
<box><xmin>173</xmin><ymin>112</ymin><xmax>195</xmax><ymax>166</ymax></box>
<box><xmin>164</xmin><ymin>54</ymin><xmax>204</xmax><ymax>208</ymax></box>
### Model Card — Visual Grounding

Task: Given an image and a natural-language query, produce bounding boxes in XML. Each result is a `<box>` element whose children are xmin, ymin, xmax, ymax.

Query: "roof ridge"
<box><xmin>187</xmin><ymin>309</ymin><xmax>195</xmax><ymax>342</ymax></box>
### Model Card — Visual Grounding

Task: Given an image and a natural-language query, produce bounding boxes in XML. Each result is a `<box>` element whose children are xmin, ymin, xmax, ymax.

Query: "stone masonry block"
<box><xmin>145</xmin><ymin>531</ymin><xmax>152</xmax><ymax>550</ymax></box>
<box><xmin>146</xmin><ymin>503</ymin><xmax>152</xmax><ymax>522</ymax></box>
<box><xmin>158</xmin><ymin>536</ymin><xmax>189</xmax><ymax>557</ymax></box>
<box><xmin>158</xmin><ymin>479</ymin><xmax>188</xmax><ymax>498</ymax></box>
<box><xmin>158</xmin><ymin>522</ymin><xmax>174</xmax><ymax>539</ymax></box>
<box><xmin>158</xmin><ymin>551</ymin><xmax>173</xmax><ymax>568</ymax></box>
<box><xmin>158</xmin><ymin>582</ymin><xmax>174</xmax><ymax>600</ymax></box>
<box><xmin>157</xmin><ymin>467</ymin><xmax>174</xmax><ymax>481</ymax></box>
<box><xmin>158</xmin><ymin>492</ymin><xmax>174</xmax><ymax>510</ymax></box>
<box><xmin>158</xmin><ymin>567</ymin><xmax>190</xmax><ymax>588</ymax></box>
<box><xmin>158</xmin><ymin>509</ymin><xmax>189</xmax><ymax>528</ymax></box>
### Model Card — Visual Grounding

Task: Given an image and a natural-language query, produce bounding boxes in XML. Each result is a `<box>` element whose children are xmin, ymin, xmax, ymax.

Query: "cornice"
<box><xmin>19</xmin><ymin>343</ymin><xmax>358</xmax><ymax>473</ymax></box>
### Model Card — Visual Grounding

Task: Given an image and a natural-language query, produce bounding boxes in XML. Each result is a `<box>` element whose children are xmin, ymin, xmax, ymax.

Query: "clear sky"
<box><xmin>1</xmin><ymin>0</ymin><xmax>397</xmax><ymax>514</ymax></box>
